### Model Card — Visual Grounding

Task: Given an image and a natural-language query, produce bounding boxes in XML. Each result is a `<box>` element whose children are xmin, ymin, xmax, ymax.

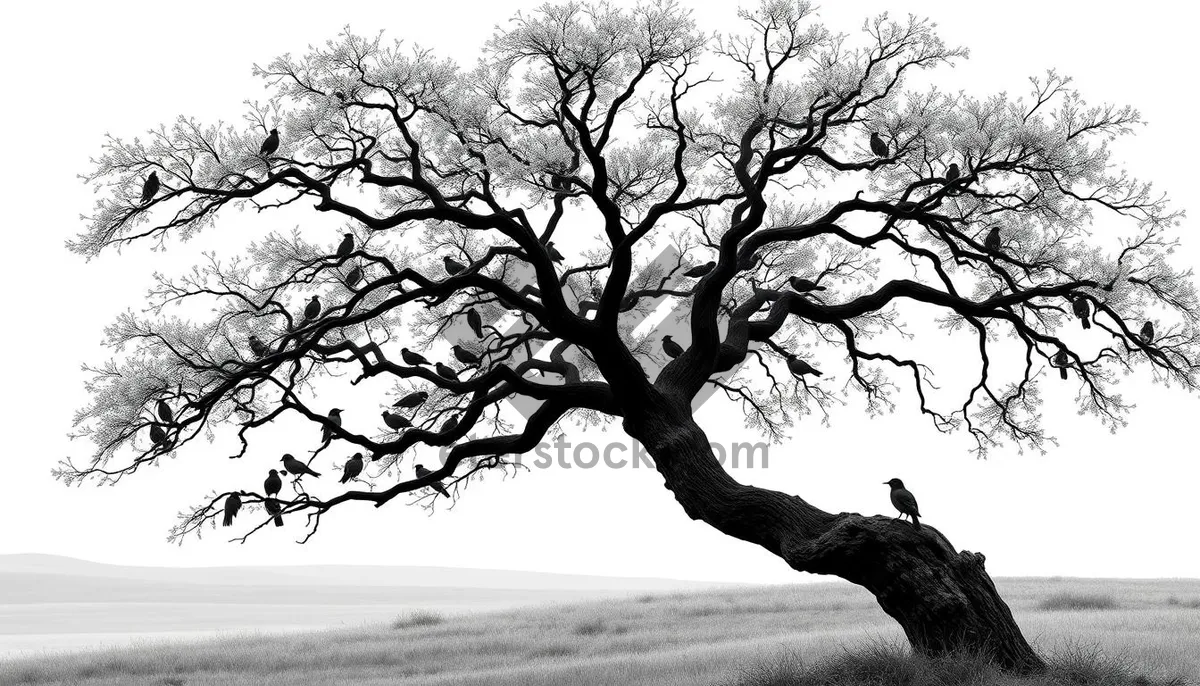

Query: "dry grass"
<box><xmin>0</xmin><ymin>578</ymin><xmax>1197</xmax><ymax>685</ymax></box>
<box><xmin>1039</xmin><ymin>593</ymin><xmax>1119</xmax><ymax>611</ymax></box>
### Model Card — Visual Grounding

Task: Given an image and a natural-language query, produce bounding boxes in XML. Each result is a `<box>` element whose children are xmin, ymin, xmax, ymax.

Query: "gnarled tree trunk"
<box><xmin>623</xmin><ymin>398</ymin><xmax>1046</xmax><ymax>674</ymax></box>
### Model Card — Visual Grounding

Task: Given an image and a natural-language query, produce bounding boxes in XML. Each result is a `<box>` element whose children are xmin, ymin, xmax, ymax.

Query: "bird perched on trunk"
<box><xmin>401</xmin><ymin>348</ymin><xmax>430</xmax><ymax>366</ymax></box>
<box><xmin>786</xmin><ymin>355</ymin><xmax>822</xmax><ymax>378</ymax></box>
<box><xmin>945</xmin><ymin>162</ymin><xmax>960</xmax><ymax>182</ymax></box>
<box><xmin>339</xmin><ymin>453</ymin><xmax>364</xmax><ymax>484</ymax></box>
<box><xmin>443</xmin><ymin>256</ymin><xmax>466</xmax><ymax>275</ymax></box>
<box><xmin>140</xmin><ymin>171</ymin><xmax>160</xmax><ymax>204</ymax></box>
<box><xmin>393</xmin><ymin>390</ymin><xmax>428</xmax><ymax>409</ymax></box>
<box><xmin>983</xmin><ymin>226</ymin><xmax>1002</xmax><ymax>254</ymax></box>
<box><xmin>381</xmin><ymin>411</ymin><xmax>411</xmax><ymax>431</ymax></box>
<box><xmin>441</xmin><ymin>416</ymin><xmax>459</xmax><ymax>433</ymax></box>
<box><xmin>148</xmin><ymin>423</ymin><xmax>168</xmax><ymax>446</ymax></box>
<box><xmin>662</xmin><ymin>335</ymin><xmax>684</xmax><ymax>359</ymax></box>
<box><xmin>222</xmin><ymin>493</ymin><xmax>242</xmax><ymax>527</ymax></box>
<box><xmin>259</xmin><ymin>128</ymin><xmax>280</xmax><ymax>157</ymax></box>
<box><xmin>264</xmin><ymin>469</ymin><xmax>282</xmax><ymax>497</ymax></box>
<box><xmin>335</xmin><ymin>233</ymin><xmax>354</xmax><ymax>260</ymax></box>
<box><xmin>264</xmin><ymin>497</ymin><xmax>284</xmax><ymax>527</ymax></box>
<box><xmin>435</xmin><ymin>362</ymin><xmax>459</xmax><ymax>381</ymax></box>
<box><xmin>884</xmin><ymin>478</ymin><xmax>921</xmax><ymax>530</ymax></box>
<box><xmin>1068</xmin><ymin>297</ymin><xmax>1091</xmax><ymax>329</ymax></box>
<box><xmin>281</xmin><ymin>454</ymin><xmax>321</xmax><ymax>479</ymax></box>
<box><xmin>788</xmin><ymin>276</ymin><xmax>825</xmax><ymax>293</ymax></box>
<box><xmin>345</xmin><ymin>264</ymin><xmax>363</xmax><ymax>288</ymax></box>
<box><xmin>466</xmin><ymin>308</ymin><xmax>483</xmax><ymax>338</ymax></box>
<box><xmin>683</xmin><ymin>261</ymin><xmax>715</xmax><ymax>278</ymax></box>
<box><xmin>320</xmin><ymin>408</ymin><xmax>343</xmax><ymax>443</ymax></box>
<box><xmin>415</xmin><ymin>464</ymin><xmax>449</xmax><ymax>497</ymax></box>
<box><xmin>452</xmin><ymin>345</ymin><xmax>480</xmax><ymax>366</ymax></box>
<box><xmin>303</xmin><ymin>296</ymin><xmax>321</xmax><ymax>321</ymax></box>
<box><xmin>545</xmin><ymin>241</ymin><xmax>565</xmax><ymax>263</ymax></box>
<box><xmin>869</xmin><ymin>132</ymin><xmax>889</xmax><ymax>157</ymax></box>
<box><xmin>156</xmin><ymin>399</ymin><xmax>174</xmax><ymax>425</ymax></box>
<box><xmin>1052</xmin><ymin>351</ymin><xmax>1069</xmax><ymax>380</ymax></box>
<box><xmin>248</xmin><ymin>335</ymin><xmax>269</xmax><ymax>358</ymax></box>
<box><xmin>1140</xmin><ymin>321</ymin><xmax>1154</xmax><ymax>344</ymax></box>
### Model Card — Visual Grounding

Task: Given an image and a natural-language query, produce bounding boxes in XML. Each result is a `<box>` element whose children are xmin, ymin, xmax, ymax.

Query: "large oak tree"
<box><xmin>65</xmin><ymin>1</ymin><xmax>1198</xmax><ymax>672</ymax></box>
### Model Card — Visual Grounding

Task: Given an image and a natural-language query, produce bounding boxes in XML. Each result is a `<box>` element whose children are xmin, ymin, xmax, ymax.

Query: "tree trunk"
<box><xmin>622</xmin><ymin>400</ymin><xmax>1046</xmax><ymax>674</ymax></box>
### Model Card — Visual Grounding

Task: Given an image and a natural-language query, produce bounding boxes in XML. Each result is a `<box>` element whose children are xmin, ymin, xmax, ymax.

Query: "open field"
<box><xmin>2</xmin><ymin>576</ymin><xmax>1198</xmax><ymax>685</ymax></box>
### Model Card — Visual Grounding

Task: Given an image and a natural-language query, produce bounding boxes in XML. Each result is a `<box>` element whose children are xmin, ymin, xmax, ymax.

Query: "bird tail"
<box><xmin>813</xmin><ymin>369</ymin><xmax>823</xmax><ymax>377</ymax></box>
<box><xmin>311</xmin><ymin>470</ymin><xmax>322</xmax><ymax>477</ymax></box>
<box><xmin>340</xmin><ymin>475</ymin><xmax>350</xmax><ymax>484</ymax></box>
<box><xmin>1082</xmin><ymin>319</ymin><xmax>1091</xmax><ymax>330</ymax></box>
<box><xmin>911</xmin><ymin>514</ymin><xmax>921</xmax><ymax>530</ymax></box>
<box><xmin>1060</xmin><ymin>367</ymin><xmax>1068</xmax><ymax>380</ymax></box>
<box><xmin>222</xmin><ymin>513</ymin><xmax>233</xmax><ymax>527</ymax></box>
<box><xmin>273</xmin><ymin>514</ymin><xmax>284</xmax><ymax>527</ymax></box>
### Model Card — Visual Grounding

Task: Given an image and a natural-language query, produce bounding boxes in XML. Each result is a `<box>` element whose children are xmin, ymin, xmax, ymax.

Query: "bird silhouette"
<box><xmin>393</xmin><ymin>391</ymin><xmax>428</xmax><ymax>408</ymax></box>
<box><xmin>945</xmin><ymin>163</ymin><xmax>960</xmax><ymax>182</ymax></box>
<box><xmin>381</xmin><ymin>411</ymin><xmax>412</xmax><ymax>431</ymax></box>
<box><xmin>683</xmin><ymin>261</ymin><xmax>715</xmax><ymax>278</ymax></box>
<box><xmin>787</xmin><ymin>356</ymin><xmax>822</xmax><ymax>378</ymax></box>
<box><xmin>415</xmin><ymin>464</ymin><xmax>449</xmax><ymax>497</ymax></box>
<box><xmin>320</xmin><ymin>408</ymin><xmax>343</xmax><ymax>443</ymax></box>
<box><xmin>1053</xmin><ymin>351</ymin><xmax>1069</xmax><ymax>380</ymax></box>
<box><xmin>737</xmin><ymin>252</ymin><xmax>762</xmax><ymax>271</ymax></box>
<box><xmin>339</xmin><ymin>453</ymin><xmax>364</xmax><ymax>484</ymax></box>
<box><xmin>441</xmin><ymin>416</ymin><xmax>459</xmax><ymax>433</ymax></box>
<box><xmin>549</xmin><ymin>173</ymin><xmax>570</xmax><ymax>191</ymax></box>
<box><xmin>1140</xmin><ymin>321</ymin><xmax>1154</xmax><ymax>344</ymax></box>
<box><xmin>869</xmin><ymin>132</ymin><xmax>889</xmax><ymax>158</ymax></box>
<box><xmin>304</xmin><ymin>296</ymin><xmax>322</xmax><ymax>321</ymax></box>
<box><xmin>264</xmin><ymin>497</ymin><xmax>284</xmax><ymax>527</ymax></box>
<box><xmin>156</xmin><ymin>399</ymin><xmax>174</xmax><ymax>424</ymax></box>
<box><xmin>140</xmin><ymin>172</ymin><xmax>160</xmax><ymax>204</ymax></box>
<box><xmin>148</xmin><ymin>423</ymin><xmax>168</xmax><ymax>446</ymax></box>
<box><xmin>452</xmin><ymin>345</ymin><xmax>480</xmax><ymax>365</ymax></box>
<box><xmin>1071</xmin><ymin>297</ymin><xmax>1091</xmax><ymax>329</ymax></box>
<box><xmin>335</xmin><ymin>233</ymin><xmax>354</xmax><ymax>260</ymax></box>
<box><xmin>264</xmin><ymin>469</ymin><xmax>282</xmax><ymax>497</ymax></box>
<box><xmin>259</xmin><ymin>129</ymin><xmax>280</xmax><ymax>157</ymax></box>
<box><xmin>401</xmin><ymin>348</ymin><xmax>430</xmax><ymax>366</ymax></box>
<box><xmin>345</xmin><ymin>264</ymin><xmax>363</xmax><ymax>288</ymax></box>
<box><xmin>884</xmin><ymin>478</ymin><xmax>921</xmax><ymax>530</ymax></box>
<box><xmin>443</xmin><ymin>256</ymin><xmax>466</xmax><ymax>275</ymax></box>
<box><xmin>788</xmin><ymin>276</ymin><xmax>825</xmax><ymax>293</ymax></box>
<box><xmin>435</xmin><ymin>362</ymin><xmax>459</xmax><ymax>381</ymax></box>
<box><xmin>662</xmin><ymin>336</ymin><xmax>684</xmax><ymax>359</ymax></box>
<box><xmin>222</xmin><ymin>493</ymin><xmax>242</xmax><ymax>527</ymax></box>
<box><xmin>466</xmin><ymin>308</ymin><xmax>484</xmax><ymax>338</ymax></box>
<box><xmin>545</xmin><ymin>241</ymin><xmax>565</xmax><ymax>263</ymax></box>
<box><xmin>248</xmin><ymin>335</ymin><xmax>269</xmax><ymax>358</ymax></box>
<box><xmin>984</xmin><ymin>227</ymin><xmax>1002</xmax><ymax>254</ymax></box>
<box><xmin>281</xmin><ymin>453</ymin><xmax>321</xmax><ymax>478</ymax></box>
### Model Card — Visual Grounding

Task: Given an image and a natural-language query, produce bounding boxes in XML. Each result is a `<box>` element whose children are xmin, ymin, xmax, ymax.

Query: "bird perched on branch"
<box><xmin>945</xmin><ymin>162</ymin><xmax>960</xmax><ymax>182</ymax></box>
<box><xmin>393</xmin><ymin>391</ymin><xmax>428</xmax><ymax>409</ymax></box>
<box><xmin>545</xmin><ymin>241</ymin><xmax>565</xmax><ymax>263</ymax></box>
<box><xmin>248</xmin><ymin>335</ymin><xmax>269</xmax><ymax>358</ymax></box>
<box><xmin>441</xmin><ymin>416</ymin><xmax>459</xmax><ymax>433</ymax></box>
<box><xmin>1052</xmin><ymin>351</ymin><xmax>1069</xmax><ymax>380</ymax></box>
<box><xmin>452</xmin><ymin>345</ymin><xmax>480</xmax><ymax>365</ymax></box>
<box><xmin>662</xmin><ymin>335</ymin><xmax>684</xmax><ymax>359</ymax></box>
<box><xmin>1140</xmin><ymin>321</ymin><xmax>1154</xmax><ymax>344</ymax></box>
<box><xmin>259</xmin><ymin>128</ymin><xmax>280</xmax><ymax>157</ymax></box>
<box><xmin>984</xmin><ymin>227</ymin><xmax>1002</xmax><ymax>254</ymax></box>
<box><xmin>787</xmin><ymin>355</ymin><xmax>822</xmax><ymax>378</ymax></box>
<box><xmin>303</xmin><ymin>296</ymin><xmax>322</xmax><ymax>321</ymax></box>
<box><xmin>156</xmin><ymin>399</ymin><xmax>174</xmax><ymax>425</ymax></box>
<box><xmin>683</xmin><ymin>261</ymin><xmax>715</xmax><ymax>278</ymax></box>
<box><xmin>222</xmin><ymin>493</ymin><xmax>242</xmax><ymax>527</ymax></box>
<box><xmin>148</xmin><ymin>423</ymin><xmax>168</xmax><ymax>447</ymax></box>
<box><xmin>443</xmin><ymin>256</ymin><xmax>466</xmax><ymax>275</ymax></box>
<box><xmin>281</xmin><ymin>454</ymin><xmax>321</xmax><ymax>479</ymax></box>
<box><xmin>264</xmin><ymin>469</ymin><xmax>282</xmax><ymax>497</ymax></box>
<box><xmin>869</xmin><ymin>132</ymin><xmax>889</xmax><ymax>158</ymax></box>
<box><xmin>335</xmin><ymin>233</ymin><xmax>354</xmax><ymax>260</ymax></box>
<box><xmin>345</xmin><ymin>264</ymin><xmax>363</xmax><ymax>288</ymax></box>
<box><xmin>1071</xmin><ymin>297</ymin><xmax>1091</xmax><ymax>329</ymax></box>
<box><xmin>435</xmin><ymin>362</ymin><xmax>459</xmax><ymax>381</ymax></box>
<box><xmin>466</xmin><ymin>308</ymin><xmax>483</xmax><ymax>338</ymax></box>
<box><xmin>401</xmin><ymin>348</ymin><xmax>430</xmax><ymax>366</ymax></box>
<box><xmin>884</xmin><ymin>478</ymin><xmax>921</xmax><ymax>530</ymax></box>
<box><xmin>264</xmin><ymin>497</ymin><xmax>284</xmax><ymax>527</ymax></box>
<box><xmin>415</xmin><ymin>464</ymin><xmax>449</xmax><ymax>497</ymax></box>
<box><xmin>320</xmin><ymin>408</ymin><xmax>343</xmax><ymax>443</ymax></box>
<box><xmin>381</xmin><ymin>411</ymin><xmax>411</xmax><ymax>431</ymax></box>
<box><xmin>339</xmin><ymin>453</ymin><xmax>364</xmax><ymax>484</ymax></box>
<box><xmin>140</xmin><ymin>171</ymin><xmax>160</xmax><ymax>204</ymax></box>
<box><xmin>788</xmin><ymin>276</ymin><xmax>825</xmax><ymax>293</ymax></box>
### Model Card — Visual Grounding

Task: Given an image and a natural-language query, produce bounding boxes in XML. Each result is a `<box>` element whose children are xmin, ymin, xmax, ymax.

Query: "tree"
<box><xmin>65</xmin><ymin>1</ymin><xmax>1198</xmax><ymax>673</ymax></box>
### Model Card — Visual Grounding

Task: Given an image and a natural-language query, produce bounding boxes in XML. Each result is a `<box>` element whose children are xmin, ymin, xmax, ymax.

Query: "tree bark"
<box><xmin>622</xmin><ymin>398</ymin><xmax>1046</xmax><ymax>674</ymax></box>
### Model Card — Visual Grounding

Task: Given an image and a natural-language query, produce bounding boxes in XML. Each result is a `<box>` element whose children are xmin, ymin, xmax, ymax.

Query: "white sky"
<box><xmin>0</xmin><ymin>1</ymin><xmax>1197</xmax><ymax>584</ymax></box>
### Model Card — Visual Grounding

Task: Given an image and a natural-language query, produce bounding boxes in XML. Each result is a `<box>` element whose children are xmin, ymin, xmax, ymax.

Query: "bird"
<box><xmin>441</xmin><ymin>416</ymin><xmax>459</xmax><ymax>433</ymax></box>
<box><xmin>945</xmin><ymin>163</ymin><xmax>960</xmax><ymax>182</ymax></box>
<box><xmin>983</xmin><ymin>227</ymin><xmax>1002</xmax><ymax>253</ymax></box>
<box><xmin>545</xmin><ymin>241</ymin><xmax>565</xmax><ymax>263</ymax></box>
<box><xmin>443</xmin><ymin>256</ymin><xmax>466</xmax><ymax>275</ymax></box>
<box><xmin>1053</xmin><ymin>351</ymin><xmax>1069</xmax><ymax>380</ymax></box>
<box><xmin>335</xmin><ymin>233</ymin><xmax>354</xmax><ymax>260</ymax></box>
<box><xmin>281</xmin><ymin>453</ymin><xmax>321</xmax><ymax>478</ymax></box>
<box><xmin>248</xmin><ymin>335</ymin><xmax>269</xmax><ymax>358</ymax></box>
<box><xmin>683</xmin><ymin>261</ymin><xmax>715</xmax><ymax>278</ymax></box>
<box><xmin>435</xmin><ymin>362</ymin><xmax>459</xmax><ymax>381</ymax></box>
<box><xmin>869</xmin><ymin>132</ymin><xmax>889</xmax><ymax>158</ymax></box>
<box><xmin>156</xmin><ymin>399</ymin><xmax>174</xmax><ymax>424</ymax></box>
<box><xmin>264</xmin><ymin>497</ymin><xmax>284</xmax><ymax>527</ymax></box>
<box><xmin>787</xmin><ymin>355</ymin><xmax>822</xmax><ymax>378</ymax></box>
<box><xmin>1140</xmin><ymin>321</ymin><xmax>1154</xmax><ymax>344</ymax></box>
<box><xmin>788</xmin><ymin>276</ymin><xmax>825</xmax><ymax>293</ymax></box>
<box><xmin>393</xmin><ymin>391</ymin><xmax>428</xmax><ymax>409</ymax></box>
<box><xmin>549</xmin><ymin>173</ymin><xmax>571</xmax><ymax>191</ymax></box>
<box><xmin>401</xmin><ymin>348</ymin><xmax>430</xmax><ymax>366</ymax></box>
<box><xmin>304</xmin><ymin>296</ymin><xmax>322</xmax><ymax>321</ymax></box>
<box><xmin>381</xmin><ymin>411</ymin><xmax>412</xmax><ymax>431</ymax></box>
<box><xmin>148</xmin><ymin>423</ymin><xmax>168</xmax><ymax>446</ymax></box>
<box><xmin>320</xmin><ymin>408</ymin><xmax>343</xmax><ymax>443</ymax></box>
<box><xmin>1071</xmin><ymin>297</ymin><xmax>1091</xmax><ymax>329</ymax></box>
<box><xmin>140</xmin><ymin>172</ymin><xmax>160</xmax><ymax>204</ymax></box>
<box><xmin>466</xmin><ymin>308</ymin><xmax>484</xmax><ymax>338</ymax></box>
<box><xmin>737</xmin><ymin>252</ymin><xmax>762</xmax><ymax>271</ymax></box>
<box><xmin>339</xmin><ymin>453</ymin><xmax>365</xmax><ymax>484</ymax></box>
<box><xmin>264</xmin><ymin>469</ymin><xmax>282</xmax><ymax>497</ymax></box>
<box><xmin>345</xmin><ymin>265</ymin><xmax>363</xmax><ymax>288</ymax></box>
<box><xmin>452</xmin><ymin>345</ymin><xmax>480</xmax><ymax>365</ymax></box>
<box><xmin>259</xmin><ymin>129</ymin><xmax>280</xmax><ymax>157</ymax></box>
<box><xmin>662</xmin><ymin>336</ymin><xmax>684</xmax><ymax>359</ymax></box>
<box><xmin>884</xmin><ymin>478</ymin><xmax>921</xmax><ymax>530</ymax></box>
<box><xmin>415</xmin><ymin>464</ymin><xmax>449</xmax><ymax>497</ymax></box>
<box><xmin>222</xmin><ymin>493</ymin><xmax>242</xmax><ymax>527</ymax></box>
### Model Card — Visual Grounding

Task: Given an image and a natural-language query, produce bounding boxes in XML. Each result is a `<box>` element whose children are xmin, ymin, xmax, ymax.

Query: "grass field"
<box><xmin>2</xmin><ymin>577</ymin><xmax>1198</xmax><ymax>685</ymax></box>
